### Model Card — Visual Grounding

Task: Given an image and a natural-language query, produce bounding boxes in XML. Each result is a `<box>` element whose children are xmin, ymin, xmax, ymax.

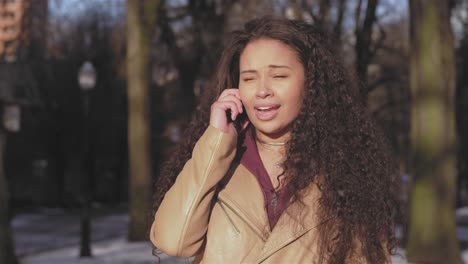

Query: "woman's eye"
<box><xmin>243</xmin><ymin>78</ymin><xmax>254</xmax><ymax>82</ymax></box>
<box><xmin>273</xmin><ymin>75</ymin><xmax>288</xmax><ymax>79</ymax></box>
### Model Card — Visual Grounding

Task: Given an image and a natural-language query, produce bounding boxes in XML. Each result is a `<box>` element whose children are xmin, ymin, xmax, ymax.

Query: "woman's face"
<box><xmin>239</xmin><ymin>38</ymin><xmax>305</xmax><ymax>140</ymax></box>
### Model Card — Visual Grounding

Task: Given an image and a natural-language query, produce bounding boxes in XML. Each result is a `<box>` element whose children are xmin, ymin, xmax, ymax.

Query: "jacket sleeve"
<box><xmin>150</xmin><ymin>125</ymin><xmax>238</xmax><ymax>257</ymax></box>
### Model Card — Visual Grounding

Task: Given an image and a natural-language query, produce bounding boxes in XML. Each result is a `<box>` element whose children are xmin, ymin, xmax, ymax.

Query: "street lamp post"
<box><xmin>78</xmin><ymin>61</ymin><xmax>96</xmax><ymax>257</ymax></box>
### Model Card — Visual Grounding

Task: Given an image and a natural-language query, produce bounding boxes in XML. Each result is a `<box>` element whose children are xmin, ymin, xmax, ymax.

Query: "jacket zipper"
<box><xmin>218</xmin><ymin>198</ymin><xmax>266</xmax><ymax>241</ymax></box>
<box><xmin>217</xmin><ymin>200</ymin><xmax>240</xmax><ymax>234</ymax></box>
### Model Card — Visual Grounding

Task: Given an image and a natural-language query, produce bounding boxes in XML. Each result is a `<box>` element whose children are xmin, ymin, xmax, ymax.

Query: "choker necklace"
<box><xmin>256</xmin><ymin>138</ymin><xmax>287</xmax><ymax>146</ymax></box>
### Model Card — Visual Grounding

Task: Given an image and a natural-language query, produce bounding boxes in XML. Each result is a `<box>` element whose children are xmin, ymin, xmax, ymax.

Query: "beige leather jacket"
<box><xmin>150</xmin><ymin>126</ymin><xmax>368</xmax><ymax>263</ymax></box>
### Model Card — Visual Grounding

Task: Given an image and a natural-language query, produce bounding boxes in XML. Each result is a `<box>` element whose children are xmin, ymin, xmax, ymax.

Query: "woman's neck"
<box><xmin>254</xmin><ymin>129</ymin><xmax>289</xmax><ymax>155</ymax></box>
<box><xmin>254</xmin><ymin>129</ymin><xmax>291</xmax><ymax>147</ymax></box>
<box><xmin>254</xmin><ymin>129</ymin><xmax>288</xmax><ymax>190</ymax></box>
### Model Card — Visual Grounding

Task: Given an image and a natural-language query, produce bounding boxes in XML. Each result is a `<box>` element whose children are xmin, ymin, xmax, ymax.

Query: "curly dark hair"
<box><xmin>153</xmin><ymin>16</ymin><xmax>401</xmax><ymax>264</ymax></box>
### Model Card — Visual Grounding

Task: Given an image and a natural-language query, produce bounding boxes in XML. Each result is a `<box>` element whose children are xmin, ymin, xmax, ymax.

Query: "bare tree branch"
<box><xmin>333</xmin><ymin>0</ymin><xmax>346</xmax><ymax>41</ymax></box>
<box><xmin>370</xmin><ymin>19</ymin><xmax>386</xmax><ymax>58</ymax></box>
<box><xmin>354</xmin><ymin>0</ymin><xmax>362</xmax><ymax>31</ymax></box>
<box><xmin>372</xmin><ymin>98</ymin><xmax>410</xmax><ymax>117</ymax></box>
<box><xmin>378</xmin><ymin>44</ymin><xmax>407</xmax><ymax>60</ymax></box>
<box><xmin>355</xmin><ymin>0</ymin><xmax>379</xmax><ymax>96</ymax></box>
<box><xmin>318</xmin><ymin>0</ymin><xmax>331</xmax><ymax>29</ymax></box>
<box><xmin>367</xmin><ymin>74</ymin><xmax>400</xmax><ymax>94</ymax></box>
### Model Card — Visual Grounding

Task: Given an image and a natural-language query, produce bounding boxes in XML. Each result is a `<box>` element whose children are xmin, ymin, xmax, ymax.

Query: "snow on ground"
<box><xmin>21</xmin><ymin>238</ymin><xmax>189</xmax><ymax>264</ymax></box>
<box><xmin>14</xmin><ymin>207</ymin><xmax>468</xmax><ymax>264</ymax></box>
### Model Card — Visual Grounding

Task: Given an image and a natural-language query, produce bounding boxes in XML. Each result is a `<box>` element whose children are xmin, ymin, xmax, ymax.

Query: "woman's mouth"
<box><xmin>254</xmin><ymin>105</ymin><xmax>280</xmax><ymax>121</ymax></box>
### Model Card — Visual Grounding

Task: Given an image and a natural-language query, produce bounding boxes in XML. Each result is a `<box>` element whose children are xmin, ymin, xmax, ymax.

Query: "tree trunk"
<box><xmin>318</xmin><ymin>0</ymin><xmax>331</xmax><ymax>31</ymax></box>
<box><xmin>0</xmin><ymin>1</ymin><xmax>23</xmax><ymax>262</ymax></box>
<box><xmin>126</xmin><ymin>0</ymin><xmax>159</xmax><ymax>241</ymax></box>
<box><xmin>0</xmin><ymin>131</ymin><xmax>18</xmax><ymax>264</ymax></box>
<box><xmin>333</xmin><ymin>0</ymin><xmax>346</xmax><ymax>45</ymax></box>
<box><xmin>407</xmin><ymin>0</ymin><xmax>462</xmax><ymax>263</ymax></box>
<box><xmin>355</xmin><ymin>0</ymin><xmax>378</xmax><ymax>98</ymax></box>
<box><xmin>456</xmin><ymin>28</ymin><xmax>468</xmax><ymax>208</ymax></box>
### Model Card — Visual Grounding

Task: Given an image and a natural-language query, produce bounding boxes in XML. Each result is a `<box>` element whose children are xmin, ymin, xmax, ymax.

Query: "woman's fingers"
<box><xmin>209</xmin><ymin>88</ymin><xmax>244</xmax><ymax>134</ymax></box>
<box><xmin>219</xmin><ymin>88</ymin><xmax>241</xmax><ymax>100</ymax></box>
<box><xmin>218</xmin><ymin>89</ymin><xmax>243</xmax><ymax>118</ymax></box>
<box><xmin>217</xmin><ymin>94</ymin><xmax>243</xmax><ymax>115</ymax></box>
<box><xmin>212</xmin><ymin>100</ymin><xmax>239</xmax><ymax>120</ymax></box>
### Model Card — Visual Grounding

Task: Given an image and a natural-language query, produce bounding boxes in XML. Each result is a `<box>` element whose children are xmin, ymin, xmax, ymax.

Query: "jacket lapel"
<box><xmin>218</xmin><ymin>162</ymin><xmax>323</xmax><ymax>263</ymax></box>
<box><xmin>217</xmin><ymin>164</ymin><xmax>271</xmax><ymax>241</ymax></box>
<box><xmin>257</xmin><ymin>184</ymin><xmax>321</xmax><ymax>263</ymax></box>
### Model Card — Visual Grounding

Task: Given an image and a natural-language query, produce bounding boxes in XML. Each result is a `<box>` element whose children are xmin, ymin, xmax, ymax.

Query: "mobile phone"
<box><xmin>226</xmin><ymin>108</ymin><xmax>247</xmax><ymax>132</ymax></box>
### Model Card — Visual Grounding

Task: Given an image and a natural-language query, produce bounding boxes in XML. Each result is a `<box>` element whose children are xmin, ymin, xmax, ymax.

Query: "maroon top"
<box><xmin>240</xmin><ymin>128</ymin><xmax>292</xmax><ymax>230</ymax></box>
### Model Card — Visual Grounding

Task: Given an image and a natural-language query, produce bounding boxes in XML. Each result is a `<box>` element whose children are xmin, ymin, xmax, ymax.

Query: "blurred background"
<box><xmin>0</xmin><ymin>0</ymin><xmax>466</xmax><ymax>263</ymax></box>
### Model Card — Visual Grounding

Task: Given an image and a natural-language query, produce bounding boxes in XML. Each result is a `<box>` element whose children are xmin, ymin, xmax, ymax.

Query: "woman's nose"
<box><xmin>255</xmin><ymin>78</ymin><xmax>273</xmax><ymax>98</ymax></box>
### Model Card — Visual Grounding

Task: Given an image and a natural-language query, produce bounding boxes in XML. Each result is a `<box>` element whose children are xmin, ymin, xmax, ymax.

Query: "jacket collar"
<box><xmin>257</xmin><ymin>184</ymin><xmax>321</xmax><ymax>262</ymax></box>
<box><xmin>218</xmin><ymin>164</ymin><xmax>322</xmax><ymax>261</ymax></box>
<box><xmin>240</xmin><ymin>127</ymin><xmax>294</xmax><ymax>230</ymax></box>
<box><xmin>218</xmin><ymin>165</ymin><xmax>270</xmax><ymax>241</ymax></box>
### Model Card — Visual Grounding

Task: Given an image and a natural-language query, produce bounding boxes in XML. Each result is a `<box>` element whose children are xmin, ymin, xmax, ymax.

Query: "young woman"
<box><xmin>150</xmin><ymin>16</ymin><xmax>400</xmax><ymax>264</ymax></box>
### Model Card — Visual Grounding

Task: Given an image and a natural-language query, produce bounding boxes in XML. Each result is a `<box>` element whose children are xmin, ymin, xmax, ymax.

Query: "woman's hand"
<box><xmin>210</xmin><ymin>89</ymin><xmax>248</xmax><ymax>134</ymax></box>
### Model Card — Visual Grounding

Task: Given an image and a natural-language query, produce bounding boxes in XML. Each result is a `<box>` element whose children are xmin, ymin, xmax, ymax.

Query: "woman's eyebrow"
<box><xmin>240</xmin><ymin>69</ymin><xmax>257</xmax><ymax>74</ymax></box>
<box><xmin>240</xmin><ymin>65</ymin><xmax>292</xmax><ymax>74</ymax></box>
<box><xmin>268</xmin><ymin>64</ymin><xmax>292</xmax><ymax>69</ymax></box>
